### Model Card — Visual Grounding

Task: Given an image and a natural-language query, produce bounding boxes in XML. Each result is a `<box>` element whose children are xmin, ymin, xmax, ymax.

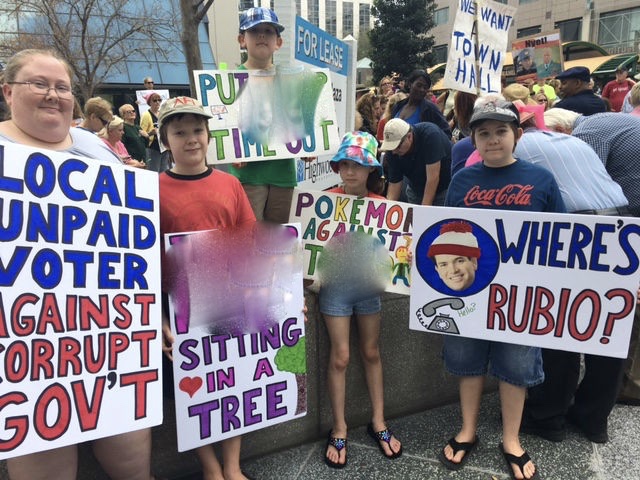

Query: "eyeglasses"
<box><xmin>8</xmin><ymin>80</ymin><xmax>73</xmax><ymax>99</ymax></box>
<box><xmin>145</xmin><ymin>81</ymin><xmax>154</xmax><ymax>84</ymax></box>
<box><xmin>123</xmin><ymin>110</ymin><xmax>135</xmax><ymax>114</ymax></box>
<box><xmin>151</xmin><ymin>98</ymin><xmax>162</xmax><ymax>103</ymax></box>
<box><xmin>381</xmin><ymin>82</ymin><xmax>392</xmax><ymax>87</ymax></box>
<box><xmin>99</xmin><ymin>117</ymin><xmax>110</xmax><ymax>127</ymax></box>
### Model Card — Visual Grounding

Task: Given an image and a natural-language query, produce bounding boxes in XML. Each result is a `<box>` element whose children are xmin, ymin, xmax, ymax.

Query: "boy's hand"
<box><xmin>232</xmin><ymin>162</ymin><xmax>247</xmax><ymax>168</ymax></box>
<box><xmin>300</xmin><ymin>157</ymin><xmax>316</xmax><ymax>163</ymax></box>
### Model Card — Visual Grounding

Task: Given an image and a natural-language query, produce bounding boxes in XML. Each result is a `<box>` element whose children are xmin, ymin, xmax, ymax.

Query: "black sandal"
<box><xmin>324</xmin><ymin>430</ymin><xmax>347</xmax><ymax>469</ymax></box>
<box><xmin>437</xmin><ymin>435</ymin><xmax>479</xmax><ymax>470</ymax></box>
<box><xmin>367</xmin><ymin>423</ymin><xmax>402</xmax><ymax>459</ymax></box>
<box><xmin>499</xmin><ymin>443</ymin><xmax>541</xmax><ymax>480</ymax></box>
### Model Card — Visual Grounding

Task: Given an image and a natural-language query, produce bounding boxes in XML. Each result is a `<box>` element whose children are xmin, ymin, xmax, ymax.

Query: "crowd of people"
<box><xmin>1</xmin><ymin>4</ymin><xmax>640</xmax><ymax>480</ymax></box>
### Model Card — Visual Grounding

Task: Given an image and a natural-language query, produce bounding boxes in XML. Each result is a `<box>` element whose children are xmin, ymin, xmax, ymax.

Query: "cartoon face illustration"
<box><xmin>433</xmin><ymin>254</ymin><xmax>478</xmax><ymax>291</ymax></box>
<box><xmin>395</xmin><ymin>245</ymin><xmax>409</xmax><ymax>263</ymax></box>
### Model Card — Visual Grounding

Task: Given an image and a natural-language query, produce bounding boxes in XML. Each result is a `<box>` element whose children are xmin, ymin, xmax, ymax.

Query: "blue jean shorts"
<box><xmin>318</xmin><ymin>288</ymin><xmax>381</xmax><ymax>317</ymax></box>
<box><xmin>442</xmin><ymin>336</ymin><xmax>544</xmax><ymax>387</ymax></box>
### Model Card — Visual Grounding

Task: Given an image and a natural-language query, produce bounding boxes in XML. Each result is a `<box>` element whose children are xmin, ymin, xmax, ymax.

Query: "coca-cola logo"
<box><xmin>463</xmin><ymin>184</ymin><xmax>533</xmax><ymax>207</ymax></box>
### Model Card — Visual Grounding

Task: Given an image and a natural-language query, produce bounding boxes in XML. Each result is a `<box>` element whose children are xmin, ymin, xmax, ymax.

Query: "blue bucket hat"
<box><xmin>330</xmin><ymin>131</ymin><xmax>382</xmax><ymax>175</ymax></box>
<box><xmin>239</xmin><ymin>7</ymin><xmax>285</xmax><ymax>33</ymax></box>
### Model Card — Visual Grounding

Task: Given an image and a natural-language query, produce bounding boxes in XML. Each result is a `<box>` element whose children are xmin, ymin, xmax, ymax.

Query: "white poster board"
<box><xmin>293</xmin><ymin>16</ymin><xmax>348</xmax><ymax>190</ymax></box>
<box><xmin>290</xmin><ymin>189</ymin><xmax>414</xmax><ymax>295</ymax></box>
<box><xmin>0</xmin><ymin>142</ymin><xmax>163</xmax><ymax>459</ymax></box>
<box><xmin>165</xmin><ymin>225</ymin><xmax>306</xmax><ymax>451</ymax></box>
<box><xmin>193</xmin><ymin>68</ymin><xmax>340</xmax><ymax>165</ymax></box>
<box><xmin>443</xmin><ymin>0</ymin><xmax>517</xmax><ymax>94</ymax></box>
<box><xmin>135</xmin><ymin>89</ymin><xmax>170</xmax><ymax>117</ymax></box>
<box><xmin>410</xmin><ymin>206</ymin><xmax>640</xmax><ymax>358</ymax></box>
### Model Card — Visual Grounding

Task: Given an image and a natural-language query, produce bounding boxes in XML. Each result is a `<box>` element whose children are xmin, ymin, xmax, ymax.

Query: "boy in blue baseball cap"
<box><xmin>231</xmin><ymin>6</ymin><xmax>301</xmax><ymax>224</ymax></box>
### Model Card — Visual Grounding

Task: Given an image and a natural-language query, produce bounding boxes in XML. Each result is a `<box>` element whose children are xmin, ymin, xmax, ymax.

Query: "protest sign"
<box><xmin>513</xmin><ymin>31</ymin><xmax>563</xmax><ymax>82</ymax></box>
<box><xmin>443</xmin><ymin>0</ymin><xmax>517</xmax><ymax>94</ymax></box>
<box><xmin>165</xmin><ymin>224</ymin><xmax>306</xmax><ymax>451</ymax></box>
<box><xmin>136</xmin><ymin>89</ymin><xmax>170</xmax><ymax>117</ymax></box>
<box><xmin>0</xmin><ymin>142</ymin><xmax>163</xmax><ymax>459</ymax></box>
<box><xmin>290</xmin><ymin>189</ymin><xmax>414</xmax><ymax>295</ymax></box>
<box><xmin>293</xmin><ymin>15</ymin><xmax>347</xmax><ymax>189</ymax></box>
<box><xmin>410</xmin><ymin>207</ymin><xmax>640</xmax><ymax>358</ymax></box>
<box><xmin>193</xmin><ymin>67</ymin><xmax>341</xmax><ymax>165</ymax></box>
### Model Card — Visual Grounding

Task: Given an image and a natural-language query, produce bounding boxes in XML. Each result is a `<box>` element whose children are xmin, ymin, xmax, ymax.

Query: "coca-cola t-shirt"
<box><xmin>445</xmin><ymin>160</ymin><xmax>566</xmax><ymax>213</ymax></box>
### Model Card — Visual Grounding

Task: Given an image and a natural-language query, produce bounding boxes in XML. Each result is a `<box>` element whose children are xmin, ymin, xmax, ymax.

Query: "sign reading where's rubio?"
<box><xmin>410</xmin><ymin>206</ymin><xmax>640</xmax><ymax>358</ymax></box>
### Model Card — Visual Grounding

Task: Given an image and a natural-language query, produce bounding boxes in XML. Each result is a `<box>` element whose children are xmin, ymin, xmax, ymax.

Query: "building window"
<box><xmin>519</xmin><ymin>0</ymin><xmax>537</xmax><ymax>4</ymax></box>
<box><xmin>343</xmin><ymin>2</ymin><xmax>353</xmax><ymax>37</ymax></box>
<box><xmin>434</xmin><ymin>7</ymin><xmax>449</xmax><ymax>26</ymax></box>
<box><xmin>555</xmin><ymin>18</ymin><xmax>582</xmax><ymax>41</ymax></box>
<box><xmin>296</xmin><ymin>0</ymin><xmax>301</xmax><ymax>17</ymax></box>
<box><xmin>239</xmin><ymin>0</ymin><xmax>254</xmax><ymax>10</ymax></box>
<box><xmin>359</xmin><ymin>3</ymin><xmax>371</xmax><ymax>32</ymax></box>
<box><xmin>308</xmin><ymin>0</ymin><xmax>319</xmax><ymax>26</ymax></box>
<box><xmin>433</xmin><ymin>45</ymin><xmax>448</xmax><ymax>64</ymax></box>
<box><xmin>326</xmin><ymin>0</ymin><xmax>336</xmax><ymax>36</ymax></box>
<box><xmin>517</xmin><ymin>25</ymin><xmax>542</xmax><ymax>37</ymax></box>
<box><xmin>598</xmin><ymin>7</ymin><xmax>640</xmax><ymax>52</ymax></box>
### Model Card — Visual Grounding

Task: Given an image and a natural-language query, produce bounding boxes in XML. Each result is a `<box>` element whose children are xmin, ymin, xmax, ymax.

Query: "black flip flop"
<box><xmin>324</xmin><ymin>430</ymin><xmax>347</xmax><ymax>469</ymax></box>
<box><xmin>437</xmin><ymin>435</ymin><xmax>479</xmax><ymax>470</ymax></box>
<box><xmin>367</xmin><ymin>423</ymin><xmax>403</xmax><ymax>459</ymax></box>
<box><xmin>499</xmin><ymin>442</ymin><xmax>541</xmax><ymax>480</ymax></box>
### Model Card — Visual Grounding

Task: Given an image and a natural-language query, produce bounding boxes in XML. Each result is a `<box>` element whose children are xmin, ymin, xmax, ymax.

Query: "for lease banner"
<box><xmin>194</xmin><ymin>68</ymin><xmax>341</xmax><ymax>164</ymax></box>
<box><xmin>410</xmin><ymin>207</ymin><xmax>640</xmax><ymax>357</ymax></box>
<box><xmin>165</xmin><ymin>225</ymin><xmax>306</xmax><ymax>451</ymax></box>
<box><xmin>0</xmin><ymin>142</ymin><xmax>163</xmax><ymax>459</ymax></box>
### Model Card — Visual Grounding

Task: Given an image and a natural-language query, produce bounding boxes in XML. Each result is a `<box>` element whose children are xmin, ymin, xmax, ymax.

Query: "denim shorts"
<box><xmin>442</xmin><ymin>336</ymin><xmax>544</xmax><ymax>387</ymax></box>
<box><xmin>318</xmin><ymin>288</ymin><xmax>381</xmax><ymax>317</ymax></box>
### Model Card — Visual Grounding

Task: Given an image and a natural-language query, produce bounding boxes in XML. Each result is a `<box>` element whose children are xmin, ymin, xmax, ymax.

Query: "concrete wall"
<box><xmin>0</xmin><ymin>292</ymin><xmax>489</xmax><ymax>479</ymax></box>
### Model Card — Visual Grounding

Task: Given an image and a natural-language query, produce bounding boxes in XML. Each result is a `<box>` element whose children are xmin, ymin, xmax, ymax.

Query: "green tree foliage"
<box><xmin>369</xmin><ymin>0</ymin><xmax>436</xmax><ymax>82</ymax></box>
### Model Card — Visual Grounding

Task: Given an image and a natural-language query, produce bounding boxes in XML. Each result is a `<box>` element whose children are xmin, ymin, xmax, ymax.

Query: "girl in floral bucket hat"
<box><xmin>321</xmin><ymin>131</ymin><xmax>402</xmax><ymax>469</ymax></box>
<box><xmin>329</xmin><ymin>131</ymin><xmax>385</xmax><ymax>197</ymax></box>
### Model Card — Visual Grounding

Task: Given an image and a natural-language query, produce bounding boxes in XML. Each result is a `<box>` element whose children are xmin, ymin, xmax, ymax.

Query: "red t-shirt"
<box><xmin>602</xmin><ymin>79</ymin><xmax>635</xmax><ymax>112</ymax></box>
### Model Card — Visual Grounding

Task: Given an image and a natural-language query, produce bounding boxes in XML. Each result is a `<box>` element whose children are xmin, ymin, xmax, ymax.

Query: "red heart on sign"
<box><xmin>179</xmin><ymin>376</ymin><xmax>203</xmax><ymax>398</ymax></box>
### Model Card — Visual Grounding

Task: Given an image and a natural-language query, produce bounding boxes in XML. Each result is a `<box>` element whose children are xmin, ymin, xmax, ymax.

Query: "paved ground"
<box><xmin>177</xmin><ymin>392</ymin><xmax>640</xmax><ymax>479</ymax></box>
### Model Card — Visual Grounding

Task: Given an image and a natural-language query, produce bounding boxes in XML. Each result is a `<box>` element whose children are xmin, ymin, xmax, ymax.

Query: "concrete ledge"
<box><xmin>0</xmin><ymin>291</ymin><xmax>491</xmax><ymax>479</ymax></box>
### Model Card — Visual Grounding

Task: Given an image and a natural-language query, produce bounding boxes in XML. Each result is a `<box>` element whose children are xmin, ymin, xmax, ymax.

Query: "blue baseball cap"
<box><xmin>239</xmin><ymin>7</ymin><xmax>285</xmax><ymax>33</ymax></box>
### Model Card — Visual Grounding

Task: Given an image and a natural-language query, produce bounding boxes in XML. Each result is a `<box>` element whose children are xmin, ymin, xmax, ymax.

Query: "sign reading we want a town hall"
<box><xmin>411</xmin><ymin>207</ymin><xmax>640</xmax><ymax>358</ymax></box>
<box><xmin>0</xmin><ymin>142</ymin><xmax>163</xmax><ymax>459</ymax></box>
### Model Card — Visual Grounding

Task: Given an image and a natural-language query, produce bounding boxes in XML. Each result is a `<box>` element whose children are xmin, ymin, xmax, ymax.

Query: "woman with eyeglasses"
<box><xmin>78</xmin><ymin>96</ymin><xmax>115</xmax><ymax>134</ymax></box>
<box><xmin>140</xmin><ymin>92</ymin><xmax>164</xmax><ymax>172</ymax></box>
<box><xmin>0</xmin><ymin>49</ymin><xmax>156</xmax><ymax>480</ymax></box>
<box><xmin>119</xmin><ymin>103</ymin><xmax>149</xmax><ymax>163</ymax></box>
<box><xmin>0</xmin><ymin>50</ymin><xmax>118</xmax><ymax>162</ymax></box>
<box><xmin>378</xmin><ymin>76</ymin><xmax>394</xmax><ymax>97</ymax></box>
<box><xmin>100</xmin><ymin>115</ymin><xmax>146</xmax><ymax>168</ymax></box>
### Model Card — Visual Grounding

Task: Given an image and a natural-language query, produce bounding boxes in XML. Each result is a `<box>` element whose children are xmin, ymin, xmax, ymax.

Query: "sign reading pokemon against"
<box><xmin>165</xmin><ymin>224</ymin><xmax>306</xmax><ymax>451</ymax></box>
<box><xmin>410</xmin><ymin>207</ymin><xmax>640</xmax><ymax>358</ymax></box>
<box><xmin>290</xmin><ymin>189</ymin><xmax>414</xmax><ymax>295</ymax></box>
<box><xmin>193</xmin><ymin>68</ymin><xmax>341</xmax><ymax>164</ymax></box>
<box><xmin>0</xmin><ymin>142</ymin><xmax>163</xmax><ymax>459</ymax></box>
